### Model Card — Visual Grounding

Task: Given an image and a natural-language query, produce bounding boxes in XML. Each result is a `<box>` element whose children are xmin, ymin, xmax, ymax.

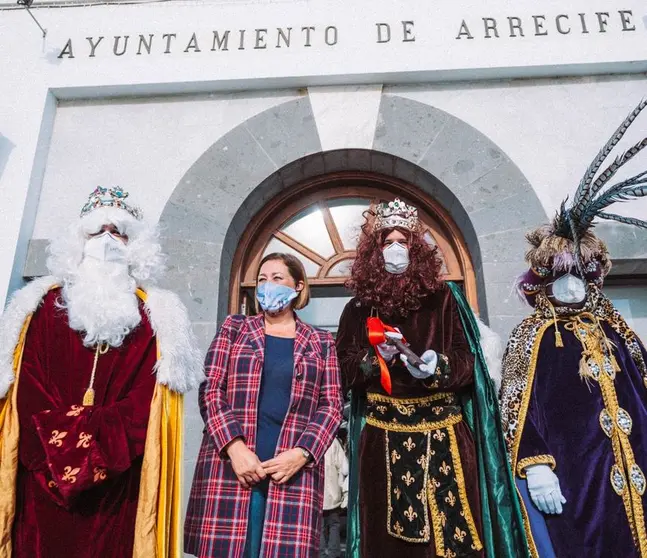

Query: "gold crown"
<box><xmin>373</xmin><ymin>198</ymin><xmax>419</xmax><ymax>232</ymax></box>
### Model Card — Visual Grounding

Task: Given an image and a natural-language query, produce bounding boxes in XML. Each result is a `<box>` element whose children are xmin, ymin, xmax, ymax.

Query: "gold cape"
<box><xmin>0</xmin><ymin>289</ymin><xmax>183</xmax><ymax>558</ymax></box>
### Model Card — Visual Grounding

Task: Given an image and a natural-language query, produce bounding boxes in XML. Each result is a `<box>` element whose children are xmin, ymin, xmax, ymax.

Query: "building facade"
<box><xmin>2</xmin><ymin>0</ymin><xmax>647</xmax><ymax>524</ymax></box>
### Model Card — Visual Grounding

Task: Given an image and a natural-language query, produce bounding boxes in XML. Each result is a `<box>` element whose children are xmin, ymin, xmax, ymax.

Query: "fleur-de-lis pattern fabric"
<box><xmin>32</xmin><ymin>404</ymin><xmax>110</xmax><ymax>507</ymax></box>
<box><xmin>370</xmin><ymin>394</ymin><xmax>482</xmax><ymax>553</ymax></box>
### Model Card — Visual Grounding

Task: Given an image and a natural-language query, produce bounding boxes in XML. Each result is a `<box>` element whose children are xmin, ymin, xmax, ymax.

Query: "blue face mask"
<box><xmin>256</xmin><ymin>282</ymin><xmax>298</xmax><ymax>314</ymax></box>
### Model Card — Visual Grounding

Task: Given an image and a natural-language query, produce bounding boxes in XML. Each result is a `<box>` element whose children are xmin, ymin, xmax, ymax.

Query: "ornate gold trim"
<box><xmin>516</xmin><ymin>455</ymin><xmax>557</xmax><ymax>478</ymax></box>
<box><xmin>511</xmin><ymin>322</ymin><xmax>553</xmax><ymax>470</ymax></box>
<box><xmin>447</xmin><ymin>426</ymin><xmax>483</xmax><ymax>551</ymax></box>
<box><xmin>427</xmin><ymin>478</ymin><xmax>446</xmax><ymax>557</ymax></box>
<box><xmin>367</xmin><ymin>413</ymin><xmax>462</xmax><ymax>433</ymax></box>
<box><xmin>367</xmin><ymin>392</ymin><xmax>455</xmax><ymax>405</ymax></box>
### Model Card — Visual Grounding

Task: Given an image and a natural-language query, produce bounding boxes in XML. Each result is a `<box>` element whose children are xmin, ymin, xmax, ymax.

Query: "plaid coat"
<box><xmin>185</xmin><ymin>314</ymin><xmax>343</xmax><ymax>558</ymax></box>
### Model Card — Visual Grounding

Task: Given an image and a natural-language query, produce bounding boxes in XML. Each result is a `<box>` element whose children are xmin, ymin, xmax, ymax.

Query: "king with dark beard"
<box><xmin>336</xmin><ymin>199</ymin><xmax>530</xmax><ymax>558</ymax></box>
<box><xmin>0</xmin><ymin>187</ymin><xmax>203</xmax><ymax>558</ymax></box>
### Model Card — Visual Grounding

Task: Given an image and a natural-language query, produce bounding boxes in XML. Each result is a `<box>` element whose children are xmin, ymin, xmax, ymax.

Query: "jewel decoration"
<box><xmin>630</xmin><ymin>464</ymin><xmax>646</xmax><ymax>495</ymax></box>
<box><xmin>373</xmin><ymin>198</ymin><xmax>419</xmax><ymax>232</ymax></box>
<box><xmin>588</xmin><ymin>360</ymin><xmax>601</xmax><ymax>380</ymax></box>
<box><xmin>603</xmin><ymin>358</ymin><xmax>617</xmax><ymax>380</ymax></box>
<box><xmin>80</xmin><ymin>186</ymin><xmax>142</xmax><ymax>220</ymax></box>
<box><xmin>599</xmin><ymin>409</ymin><xmax>614</xmax><ymax>438</ymax></box>
<box><xmin>616</xmin><ymin>408</ymin><xmax>633</xmax><ymax>436</ymax></box>
<box><xmin>611</xmin><ymin>464</ymin><xmax>626</xmax><ymax>495</ymax></box>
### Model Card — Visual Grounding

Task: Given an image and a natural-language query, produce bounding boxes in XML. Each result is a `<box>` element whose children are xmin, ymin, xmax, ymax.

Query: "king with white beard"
<box><xmin>0</xmin><ymin>187</ymin><xmax>204</xmax><ymax>558</ymax></box>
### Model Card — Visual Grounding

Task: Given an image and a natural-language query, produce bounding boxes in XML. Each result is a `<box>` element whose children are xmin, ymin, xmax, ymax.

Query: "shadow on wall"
<box><xmin>0</xmin><ymin>133</ymin><xmax>16</xmax><ymax>181</ymax></box>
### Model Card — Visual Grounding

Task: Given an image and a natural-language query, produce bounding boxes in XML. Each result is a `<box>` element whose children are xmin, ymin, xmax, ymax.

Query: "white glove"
<box><xmin>376</xmin><ymin>330</ymin><xmax>402</xmax><ymax>362</ymax></box>
<box><xmin>525</xmin><ymin>464</ymin><xmax>566</xmax><ymax>515</ymax></box>
<box><xmin>400</xmin><ymin>350</ymin><xmax>438</xmax><ymax>379</ymax></box>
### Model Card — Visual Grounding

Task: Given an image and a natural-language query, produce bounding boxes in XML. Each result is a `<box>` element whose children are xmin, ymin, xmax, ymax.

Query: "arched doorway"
<box><xmin>230</xmin><ymin>171</ymin><xmax>477</xmax><ymax>331</ymax></box>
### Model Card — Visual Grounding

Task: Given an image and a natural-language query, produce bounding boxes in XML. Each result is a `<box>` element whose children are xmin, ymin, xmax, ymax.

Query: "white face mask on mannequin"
<box><xmin>83</xmin><ymin>231</ymin><xmax>127</xmax><ymax>264</ymax></box>
<box><xmin>383</xmin><ymin>242</ymin><xmax>410</xmax><ymax>274</ymax></box>
<box><xmin>550</xmin><ymin>273</ymin><xmax>587</xmax><ymax>304</ymax></box>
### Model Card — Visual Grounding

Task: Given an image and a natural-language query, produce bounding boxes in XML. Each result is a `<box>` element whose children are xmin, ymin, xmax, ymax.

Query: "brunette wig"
<box><xmin>346</xmin><ymin>218</ymin><xmax>443</xmax><ymax>316</ymax></box>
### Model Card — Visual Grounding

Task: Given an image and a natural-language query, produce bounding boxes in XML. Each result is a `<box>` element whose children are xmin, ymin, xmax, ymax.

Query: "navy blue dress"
<box><xmin>244</xmin><ymin>334</ymin><xmax>294</xmax><ymax>558</ymax></box>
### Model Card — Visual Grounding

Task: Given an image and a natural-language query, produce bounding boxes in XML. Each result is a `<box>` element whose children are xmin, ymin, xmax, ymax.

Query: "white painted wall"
<box><xmin>32</xmin><ymin>91</ymin><xmax>299</xmax><ymax>237</ymax></box>
<box><xmin>392</xmin><ymin>75</ymin><xmax>647</xmax><ymax>219</ymax></box>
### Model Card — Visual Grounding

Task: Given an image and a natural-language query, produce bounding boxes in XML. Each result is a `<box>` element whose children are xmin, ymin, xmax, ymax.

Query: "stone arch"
<box><xmin>158</xmin><ymin>94</ymin><xmax>547</xmax><ymax>347</ymax></box>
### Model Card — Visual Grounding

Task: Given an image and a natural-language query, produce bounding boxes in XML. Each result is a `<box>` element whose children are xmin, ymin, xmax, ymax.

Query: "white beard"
<box><xmin>62</xmin><ymin>258</ymin><xmax>142</xmax><ymax>348</ymax></box>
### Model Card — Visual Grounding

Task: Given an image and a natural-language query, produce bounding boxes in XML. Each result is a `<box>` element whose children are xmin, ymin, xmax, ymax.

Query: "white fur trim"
<box><xmin>144</xmin><ymin>287</ymin><xmax>205</xmax><ymax>393</ymax></box>
<box><xmin>476</xmin><ymin>317</ymin><xmax>503</xmax><ymax>391</ymax></box>
<box><xmin>0</xmin><ymin>276</ymin><xmax>60</xmax><ymax>399</ymax></box>
<box><xmin>0</xmin><ymin>279</ymin><xmax>204</xmax><ymax>398</ymax></box>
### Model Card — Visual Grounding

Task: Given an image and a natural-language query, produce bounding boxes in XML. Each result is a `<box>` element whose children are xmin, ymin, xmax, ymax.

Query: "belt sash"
<box><xmin>366</xmin><ymin>392</ymin><xmax>483</xmax><ymax>556</ymax></box>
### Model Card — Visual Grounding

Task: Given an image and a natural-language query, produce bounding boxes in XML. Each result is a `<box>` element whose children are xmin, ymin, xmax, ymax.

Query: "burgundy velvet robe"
<box><xmin>11</xmin><ymin>289</ymin><xmax>156</xmax><ymax>558</ymax></box>
<box><xmin>336</xmin><ymin>284</ymin><xmax>483</xmax><ymax>558</ymax></box>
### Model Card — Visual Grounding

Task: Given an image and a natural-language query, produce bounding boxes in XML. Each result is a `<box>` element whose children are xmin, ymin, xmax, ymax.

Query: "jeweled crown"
<box><xmin>373</xmin><ymin>198</ymin><xmax>419</xmax><ymax>232</ymax></box>
<box><xmin>80</xmin><ymin>186</ymin><xmax>142</xmax><ymax>220</ymax></box>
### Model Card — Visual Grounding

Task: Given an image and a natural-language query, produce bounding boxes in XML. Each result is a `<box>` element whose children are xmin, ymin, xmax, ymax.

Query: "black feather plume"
<box><xmin>597</xmin><ymin>212</ymin><xmax>647</xmax><ymax>230</ymax></box>
<box><xmin>571</xmin><ymin>98</ymin><xmax>647</xmax><ymax>219</ymax></box>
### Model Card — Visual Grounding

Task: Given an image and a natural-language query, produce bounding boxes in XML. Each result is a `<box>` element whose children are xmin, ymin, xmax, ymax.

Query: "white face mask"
<box><xmin>550</xmin><ymin>273</ymin><xmax>587</xmax><ymax>304</ymax></box>
<box><xmin>383</xmin><ymin>242</ymin><xmax>410</xmax><ymax>275</ymax></box>
<box><xmin>83</xmin><ymin>231</ymin><xmax>127</xmax><ymax>264</ymax></box>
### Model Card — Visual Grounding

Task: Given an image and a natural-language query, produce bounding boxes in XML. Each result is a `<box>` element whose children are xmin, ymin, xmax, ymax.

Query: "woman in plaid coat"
<box><xmin>185</xmin><ymin>253</ymin><xmax>343</xmax><ymax>558</ymax></box>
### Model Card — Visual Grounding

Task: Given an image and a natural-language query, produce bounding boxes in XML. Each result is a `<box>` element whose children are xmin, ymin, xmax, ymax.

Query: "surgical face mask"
<box><xmin>256</xmin><ymin>282</ymin><xmax>298</xmax><ymax>314</ymax></box>
<box><xmin>83</xmin><ymin>231</ymin><xmax>127</xmax><ymax>264</ymax></box>
<box><xmin>549</xmin><ymin>273</ymin><xmax>587</xmax><ymax>304</ymax></box>
<box><xmin>383</xmin><ymin>242</ymin><xmax>410</xmax><ymax>275</ymax></box>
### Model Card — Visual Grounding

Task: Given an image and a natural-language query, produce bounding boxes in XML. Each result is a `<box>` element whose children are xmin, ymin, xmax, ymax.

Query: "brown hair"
<box><xmin>254</xmin><ymin>252</ymin><xmax>311</xmax><ymax>312</ymax></box>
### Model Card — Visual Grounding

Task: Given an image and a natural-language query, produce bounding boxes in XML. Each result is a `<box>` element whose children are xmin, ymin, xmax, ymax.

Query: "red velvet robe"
<box><xmin>11</xmin><ymin>289</ymin><xmax>156</xmax><ymax>558</ymax></box>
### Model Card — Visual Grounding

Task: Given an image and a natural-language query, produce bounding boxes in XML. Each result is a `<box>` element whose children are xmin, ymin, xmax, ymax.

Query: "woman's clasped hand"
<box><xmin>227</xmin><ymin>439</ymin><xmax>308</xmax><ymax>488</ymax></box>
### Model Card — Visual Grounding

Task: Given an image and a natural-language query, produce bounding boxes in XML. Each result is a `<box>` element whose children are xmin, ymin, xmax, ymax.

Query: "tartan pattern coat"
<box><xmin>184</xmin><ymin>314</ymin><xmax>343</xmax><ymax>558</ymax></box>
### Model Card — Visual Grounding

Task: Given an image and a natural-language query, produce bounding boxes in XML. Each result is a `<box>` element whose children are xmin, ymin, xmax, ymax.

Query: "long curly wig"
<box><xmin>346</xmin><ymin>214</ymin><xmax>443</xmax><ymax>316</ymax></box>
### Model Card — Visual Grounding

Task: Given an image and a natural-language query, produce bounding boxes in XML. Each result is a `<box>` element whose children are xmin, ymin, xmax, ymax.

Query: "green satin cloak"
<box><xmin>346</xmin><ymin>282</ymin><xmax>530</xmax><ymax>558</ymax></box>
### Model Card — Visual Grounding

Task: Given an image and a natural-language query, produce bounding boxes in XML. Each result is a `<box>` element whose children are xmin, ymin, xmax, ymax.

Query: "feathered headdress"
<box><xmin>520</xmin><ymin>98</ymin><xmax>647</xmax><ymax>305</ymax></box>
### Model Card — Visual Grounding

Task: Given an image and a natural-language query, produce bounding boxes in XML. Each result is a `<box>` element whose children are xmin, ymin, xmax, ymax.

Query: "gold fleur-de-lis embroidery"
<box><xmin>402</xmin><ymin>437</ymin><xmax>416</xmax><ymax>452</ymax></box>
<box><xmin>416</xmin><ymin>454</ymin><xmax>429</xmax><ymax>469</ymax></box>
<box><xmin>454</xmin><ymin>526</ymin><xmax>466</xmax><ymax>543</ymax></box>
<box><xmin>376</xmin><ymin>405</ymin><xmax>388</xmax><ymax>415</ymax></box>
<box><xmin>432</xmin><ymin>406</ymin><xmax>444</xmax><ymax>416</ymax></box>
<box><xmin>76</xmin><ymin>432</ymin><xmax>93</xmax><ymax>449</ymax></box>
<box><xmin>47</xmin><ymin>480</ymin><xmax>58</xmax><ymax>489</ymax></box>
<box><xmin>393</xmin><ymin>521</ymin><xmax>404</xmax><ymax>535</ymax></box>
<box><xmin>62</xmin><ymin>466</ymin><xmax>81</xmax><ymax>484</ymax></box>
<box><xmin>49</xmin><ymin>430</ymin><xmax>67</xmax><ymax>447</ymax></box>
<box><xmin>445</xmin><ymin>490</ymin><xmax>457</xmax><ymax>507</ymax></box>
<box><xmin>395</xmin><ymin>403</ymin><xmax>416</xmax><ymax>416</ymax></box>
<box><xmin>430</xmin><ymin>477</ymin><xmax>441</xmax><ymax>489</ymax></box>
<box><xmin>93</xmin><ymin>467</ymin><xmax>107</xmax><ymax>482</ymax></box>
<box><xmin>439</xmin><ymin>461</ymin><xmax>451</xmax><ymax>476</ymax></box>
<box><xmin>404</xmin><ymin>506</ymin><xmax>418</xmax><ymax>522</ymax></box>
<box><xmin>439</xmin><ymin>511</ymin><xmax>447</xmax><ymax>527</ymax></box>
<box><xmin>446</xmin><ymin>550</ymin><xmax>457</xmax><ymax>558</ymax></box>
<box><xmin>66</xmin><ymin>405</ymin><xmax>84</xmax><ymax>417</ymax></box>
<box><xmin>402</xmin><ymin>471</ymin><xmax>415</xmax><ymax>486</ymax></box>
<box><xmin>433</xmin><ymin>429</ymin><xmax>446</xmax><ymax>442</ymax></box>
<box><xmin>419</xmin><ymin>525</ymin><xmax>430</xmax><ymax>538</ymax></box>
<box><xmin>394</xmin><ymin>487</ymin><xmax>402</xmax><ymax>500</ymax></box>
<box><xmin>391</xmin><ymin>449</ymin><xmax>401</xmax><ymax>464</ymax></box>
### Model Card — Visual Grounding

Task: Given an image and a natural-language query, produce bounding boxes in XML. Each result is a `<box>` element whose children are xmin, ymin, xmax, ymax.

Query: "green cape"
<box><xmin>346</xmin><ymin>282</ymin><xmax>530</xmax><ymax>558</ymax></box>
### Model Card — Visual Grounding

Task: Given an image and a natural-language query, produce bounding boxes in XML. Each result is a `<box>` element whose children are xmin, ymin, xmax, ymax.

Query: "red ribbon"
<box><xmin>366</xmin><ymin>317</ymin><xmax>408</xmax><ymax>395</ymax></box>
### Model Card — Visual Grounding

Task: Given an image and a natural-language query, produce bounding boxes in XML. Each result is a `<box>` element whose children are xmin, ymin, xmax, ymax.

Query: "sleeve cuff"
<box><xmin>517</xmin><ymin>454</ymin><xmax>557</xmax><ymax>478</ymax></box>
